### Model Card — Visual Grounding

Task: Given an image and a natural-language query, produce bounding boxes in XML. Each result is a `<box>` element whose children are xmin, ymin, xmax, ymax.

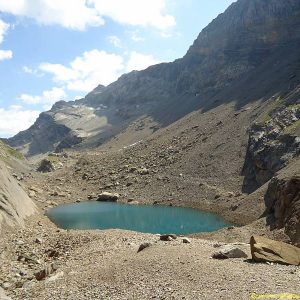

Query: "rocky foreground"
<box><xmin>1</xmin><ymin>213</ymin><xmax>299</xmax><ymax>300</ymax></box>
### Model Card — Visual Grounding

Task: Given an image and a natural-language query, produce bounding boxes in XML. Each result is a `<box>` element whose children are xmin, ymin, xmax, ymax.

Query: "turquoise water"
<box><xmin>46</xmin><ymin>201</ymin><xmax>230</xmax><ymax>234</ymax></box>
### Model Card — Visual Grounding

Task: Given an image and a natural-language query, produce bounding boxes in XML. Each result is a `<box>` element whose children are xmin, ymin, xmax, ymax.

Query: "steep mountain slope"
<box><xmin>0</xmin><ymin>143</ymin><xmax>36</xmax><ymax>231</ymax></box>
<box><xmin>6</xmin><ymin>0</ymin><xmax>300</xmax><ymax>159</ymax></box>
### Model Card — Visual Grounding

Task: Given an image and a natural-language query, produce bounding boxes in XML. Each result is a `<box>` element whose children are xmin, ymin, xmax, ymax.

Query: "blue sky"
<box><xmin>0</xmin><ymin>0</ymin><xmax>235</xmax><ymax>137</ymax></box>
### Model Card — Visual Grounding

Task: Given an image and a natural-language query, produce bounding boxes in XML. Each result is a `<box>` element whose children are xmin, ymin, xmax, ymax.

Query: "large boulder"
<box><xmin>37</xmin><ymin>159</ymin><xmax>55</xmax><ymax>173</ymax></box>
<box><xmin>250</xmin><ymin>235</ymin><xmax>300</xmax><ymax>266</ymax></box>
<box><xmin>97</xmin><ymin>192</ymin><xmax>119</xmax><ymax>202</ymax></box>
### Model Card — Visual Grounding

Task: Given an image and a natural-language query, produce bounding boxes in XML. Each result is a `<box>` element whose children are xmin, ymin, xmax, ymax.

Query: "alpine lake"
<box><xmin>47</xmin><ymin>201</ymin><xmax>231</xmax><ymax>235</ymax></box>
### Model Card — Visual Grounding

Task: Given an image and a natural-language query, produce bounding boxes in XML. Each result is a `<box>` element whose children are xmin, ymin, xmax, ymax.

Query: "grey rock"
<box><xmin>35</xmin><ymin>263</ymin><xmax>59</xmax><ymax>281</ymax></box>
<box><xmin>137</xmin><ymin>242</ymin><xmax>152</xmax><ymax>253</ymax></box>
<box><xmin>212</xmin><ymin>245</ymin><xmax>248</xmax><ymax>259</ymax></box>
<box><xmin>37</xmin><ymin>159</ymin><xmax>55</xmax><ymax>173</ymax></box>
<box><xmin>138</xmin><ymin>168</ymin><xmax>149</xmax><ymax>175</ymax></box>
<box><xmin>97</xmin><ymin>192</ymin><xmax>120</xmax><ymax>202</ymax></box>
<box><xmin>160</xmin><ymin>234</ymin><xmax>177</xmax><ymax>241</ymax></box>
<box><xmin>182</xmin><ymin>237</ymin><xmax>191</xmax><ymax>244</ymax></box>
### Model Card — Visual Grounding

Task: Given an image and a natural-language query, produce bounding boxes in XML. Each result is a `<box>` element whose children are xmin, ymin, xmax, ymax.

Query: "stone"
<box><xmin>46</xmin><ymin>271</ymin><xmax>64</xmax><ymax>282</ymax></box>
<box><xmin>35</xmin><ymin>237</ymin><xmax>43</xmax><ymax>244</ymax></box>
<box><xmin>137</xmin><ymin>242</ymin><xmax>152</xmax><ymax>253</ymax></box>
<box><xmin>29</xmin><ymin>190</ymin><xmax>36</xmax><ymax>198</ymax></box>
<box><xmin>29</xmin><ymin>186</ymin><xmax>43</xmax><ymax>194</ymax></box>
<box><xmin>97</xmin><ymin>192</ymin><xmax>120</xmax><ymax>202</ymax></box>
<box><xmin>160</xmin><ymin>234</ymin><xmax>177</xmax><ymax>241</ymax></box>
<box><xmin>35</xmin><ymin>263</ymin><xmax>59</xmax><ymax>281</ymax></box>
<box><xmin>37</xmin><ymin>159</ymin><xmax>55</xmax><ymax>173</ymax></box>
<box><xmin>212</xmin><ymin>245</ymin><xmax>248</xmax><ymax>259</ymax></box>
<box><xmin>182</xmin><ymin>237</ymin><xmax>191</xmax><ymax>244</ymax></box>
<box><xmin>138</xmin><ymin>168</ymin><xmax>149</xmax><ymax>175</ymax></box>
<box><xmin>250</xmin><ymin>235</ymin><xmax>300</xmax><ymax>266</ymax></box>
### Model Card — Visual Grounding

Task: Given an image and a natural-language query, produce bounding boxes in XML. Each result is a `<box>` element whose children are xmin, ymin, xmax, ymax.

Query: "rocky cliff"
<box><xmin>0</xmin><ymin>160</ymin><xmax>36</xmax><ymax>230</ymax></box>
<box><xmin>6</xmin><ymin>0</ymin><xmax>300</xmax><ymax>160</ymax></box>
<box><xmin>265</xmin><ymin>176</ymin><xmax>300</xmax><ymax>246</ymax></box>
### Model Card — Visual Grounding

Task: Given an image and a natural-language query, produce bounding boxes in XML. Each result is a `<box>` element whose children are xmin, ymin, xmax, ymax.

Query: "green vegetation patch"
<box><xmin>284</xmin><ymin>120</ymin><xmax>300</xmax><ymax>134</ymax></box>
<box><xmin>257</xmin><ymin>97</ymin><xmax>284</xmax><ymax>124</ymax></box>
<box><xmin>47</xmin><ymin>154</ymin><xmax>61</xmax><ymax>163</ymax></box>
<box><xmin>0</xmin><ymin>140</ymin><xmax>24</xmax><ymax>160</ymax></box>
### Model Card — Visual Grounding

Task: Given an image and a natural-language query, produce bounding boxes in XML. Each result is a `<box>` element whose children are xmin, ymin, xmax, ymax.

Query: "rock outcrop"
<box><xmin>243</xmin><ymin>103</ymin><xmax>300</xmax><ymax>192</ymax></box>
<box><xmin>250</xmin><ymin>235</ymin><xmax>300</xmax><ymax>265</ymax></box>
<box><xmin>0</xmin><ymin>161</ymin><xmax>36</xmax><ymax>230</ymax></box>
<box><xmin>264</xmin><ymin>176</ymin><xmax>300</xmax><ymax>246</ymax></box>
<box><xmin>37</xmin><ymin>159</ymin><xmax>55</xmax><ymax>173</ymax></box>
<box><xmin>212</xmin><ymin>245</ymin><xmax>248</xmax><ymax>259</ymax></box>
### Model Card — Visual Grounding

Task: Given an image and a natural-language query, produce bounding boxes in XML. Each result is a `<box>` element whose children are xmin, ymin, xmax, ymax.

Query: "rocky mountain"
<box><xmin>6</xmin><ymin>0</ymin><xmax>300</xmax><ymax>159</ymax></box>
<box><xmin>1</xmin><ymin>1</ymin><xmax>300</xmax><ymax>297</ymax></box>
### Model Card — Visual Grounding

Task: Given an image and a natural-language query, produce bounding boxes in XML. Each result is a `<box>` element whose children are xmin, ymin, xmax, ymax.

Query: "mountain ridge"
<box><xmin>6</xmin><ymin>0</ymin><xmax>300</xmax><ymax>159</ymax></box>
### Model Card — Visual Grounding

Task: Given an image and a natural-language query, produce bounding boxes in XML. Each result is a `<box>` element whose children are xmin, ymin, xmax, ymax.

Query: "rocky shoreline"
<box><xmin>1</xmin><ymin>212</ymin><xmax>299</xmax><ymax>300</ymax></box>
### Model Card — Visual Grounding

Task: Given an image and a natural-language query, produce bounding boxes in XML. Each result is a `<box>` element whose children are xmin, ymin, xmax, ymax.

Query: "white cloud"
<box><xmin>0</xmin><ymin>106</ymin><xmax>40</xmax><ymax>137</ymax></box>
<box><xmin>0</xmin><ymin>0</ymin><xmax>104</xmax><ymax>31</ymax></box>
<box><xmin>127</xmin><ymin>51</ymin><xmax>159</xmax><ymax>71</ymax></box>
<box><xmin>0</xmin><ymin>49</ymin><xmax>12</xmax><ymax>61</ymax></box>
<box><xmin>23</xmin><ymin>66</ymin><xmax>34</xmax><ymax>74</ymax></box>
<box><xmin>39</xmin><ymin>63</ymin><xmax>78</xmax><ymax>82</ymax></box>
<box><xmin>90</xmin><ymin>0</ymin><xmax>175</xmax><ymax>30</ymax></box>
<box><xmin>0</xmin><ymin>19</ymin><xmax>12</xmax><ymax>61</ymax></box>
<box><xmin>37</xmin><ymin>49</ymin><xmax>160</xmax><ymax>92</ymax></box>
<box><xmin>131</xmin><ymin>33</ymin><xmax>145</xmax><ymax>42</ymax></box>
<box><xmin>108</xmin><ymin>35</ymin><xmax>122</xmax><ymax>48</ymax></box>
<box><xmin>22</xmin><ymin>66</ymin><xmax>43</xmax><ymax>77</ymax></box>
<box><xmin>0</xmin><ymin>0</ymin><xmax>175</xmax><ymax>31</ymax></box>
<box><xmin>39</xmin><ymin>50</ymin><xmax>125</xmax><ymax>92</ymax></box>
<box><xmin>0</xmin><ymin>19</ymin><xmax>9</xmax><ymax>43</ymax></box>
<box><xmin>18</xmin><ymin>87</ymin><xmax>66</xmax><ymax>108</ymax></box>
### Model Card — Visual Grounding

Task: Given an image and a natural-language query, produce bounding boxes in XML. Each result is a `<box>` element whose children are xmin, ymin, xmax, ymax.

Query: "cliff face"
<box><xmin>6</xmin><ymin>0</ymin><xmax>300</xmax><ymax>159</ymax></box>
<box><xmin>0</xmin><ymin>160</ymin><xmax>36</xmax><ymax>230</ymax></box>
<box><xmin>265</xmin><ymin>176</ymin><xmax>300</xmax><ymax>246</ymax></box>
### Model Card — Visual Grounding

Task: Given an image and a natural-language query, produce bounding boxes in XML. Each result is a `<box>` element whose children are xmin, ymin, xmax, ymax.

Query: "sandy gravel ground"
<box><xmin>1</xmin><ymin>214</ymin><xmax>299</xmax><ymax>300</ymax></box>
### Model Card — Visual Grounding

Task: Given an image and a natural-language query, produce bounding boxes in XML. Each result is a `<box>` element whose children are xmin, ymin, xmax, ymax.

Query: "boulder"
<box><xmin>138</xmin><ymin>168</ymin><xmax>149</xmax><ymax>175</ymax></box>
<box><xmin>97</xmin><ymin>192</ymin><xmax>119</xmax><ymax>202</ymax></box>
<box><xmin>212</xmin><ymin>245</ymin><xmax>248</xmax><ymax>259</ymax></box>
<box><xmin>37</xmin><ymin>159</ymin><xmax>55</xmax><ymax>173</ymax></box>
<box><xmin>137</xmin><ymin>242</ymin><xmax>152</xmax><ymax>253</ymax></box>
<box><xmin>160</xmin><ymin>234</ymin><xmax>177</xmax><ymax>241</ymax></box>
<box><xmin>182</xmin><ymin>237</ymin><xmax>191</xmax><ymax>244</ymax></box>
<box><xmin>250</xmin><ymin>235</ymin><xmax>300</xmax><ymax>266</ymax></box>
<box><xmin>35</xmin><ymin>263</ymin><xmax>59</xmax><ymax>281</ymax></box>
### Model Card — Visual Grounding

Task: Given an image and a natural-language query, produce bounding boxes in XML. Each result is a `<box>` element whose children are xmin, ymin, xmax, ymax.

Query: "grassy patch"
<box><xmin>257</xmin><ymin>97</ymin><xmax>283</xmax><ymax>124</ymax></box>
<box><xmin>0</xmin><ymin>141</ymin><xmax>24</xmax><ymax>160</ymax></box>
<box><xmin>284</xmin><ymin>120</ymin><xmax>300</xmax><ymax>134</ymax></box>
<box><xmin>47</xmin><ymin>154</ymin><xmax>61</xmax><ymax>163</ymax></box>
<box><xmin>287</xmin><ymin>103</ymin><xmax>300</xmax><ymax>110</ymax></box>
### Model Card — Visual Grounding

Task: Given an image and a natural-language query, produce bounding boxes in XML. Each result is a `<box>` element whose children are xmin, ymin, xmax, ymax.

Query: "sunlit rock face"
<box><xmin>0</xmin><ymin>161</ymin><xmax>36</xmax><ymax>230</ymax></box>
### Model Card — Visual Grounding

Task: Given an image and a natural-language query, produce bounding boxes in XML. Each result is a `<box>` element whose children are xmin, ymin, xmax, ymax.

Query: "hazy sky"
<box><xmin>0</xmin><ymin>0</ymin><xmax>235</xmax><ymax>137</ymax></box>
